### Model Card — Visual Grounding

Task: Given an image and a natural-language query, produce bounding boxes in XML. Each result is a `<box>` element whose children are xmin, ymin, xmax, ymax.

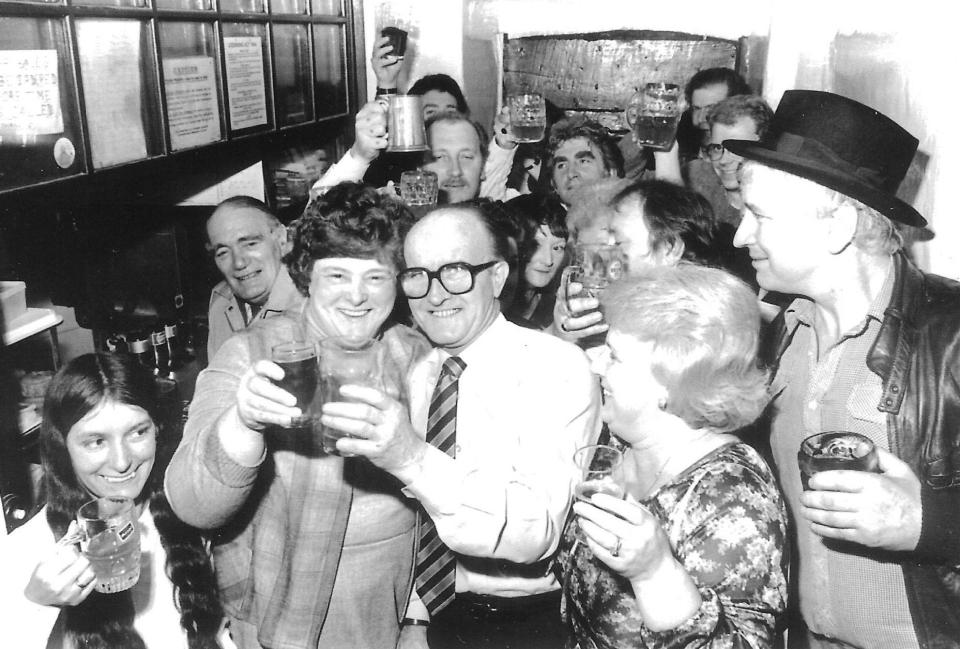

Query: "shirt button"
<box><xmin>884</xmin><ymin>398</ymin><xmax>893</xmax><ymax>406</ymax></box>
<box><xmin>891</xmin><ymin>385</ymin><xmax>900</xmax><ymax>393</ymax></box>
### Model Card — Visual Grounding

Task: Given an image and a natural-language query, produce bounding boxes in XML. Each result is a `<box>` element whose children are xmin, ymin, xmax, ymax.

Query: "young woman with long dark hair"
<box><xmin>0</xmin><ymin>353</ymin><xmax>231</xmax><ymax>649</ymax></box>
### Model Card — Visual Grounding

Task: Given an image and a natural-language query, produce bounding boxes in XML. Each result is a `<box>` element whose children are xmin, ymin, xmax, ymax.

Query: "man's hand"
<box><xmin>397</xmin><ymin>623</ymin><xmax>429</xmax><ymax>649</ymax></box>
<box><xmin>351</xmin><ymin>101</ymin><xmax>389</xmax><ymax>163</ymax></box>
<box><xmin>800</xmin><ymin>448</ymin><xmax>922</xmax><ymax>551</ymax></box>
<box><xmin>236</xmin><ymin>360</ymin><xmax>301</xmax><ymax>430</ymax></box>
<box><xmin>370</xmin><ymin>34</ymin><xmax>402</xmax><ymax>89</ymax></box>
<box><xmin>320</xmin><ymin>385</ymin><xmax>428</xmax><ymax>476</ymax></box>
<box><xmin>550</xmin><ymin>268</ymin><xmax>608</xmax><ymax>342</ymax></box>
<box><xmin>492</xmin><ymin>106</ymin><xmax>517</xmax><ymax>150</ymax></box>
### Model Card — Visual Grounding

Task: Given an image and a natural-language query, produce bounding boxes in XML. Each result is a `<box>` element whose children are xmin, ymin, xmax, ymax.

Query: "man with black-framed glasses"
<box><xmin>320</xmin><ymin>204</ymin><xmax>601</xmax><ymax>649</ymax></box>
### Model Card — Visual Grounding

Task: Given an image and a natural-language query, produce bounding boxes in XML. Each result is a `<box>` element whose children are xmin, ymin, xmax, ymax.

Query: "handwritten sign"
<box><xmin>224</xmin><ymin>36</ymin><xmax>268</xmax><ymax>130</ymax></box>
<box><xmin>0</xmin><ymin>50</ymin><xmax>63</xmax><ymax>136</ymax></box>
<box><xmin>163</xmin><ymin>56</ymin><xmax>221</xmax><ymax>150</ymax></box>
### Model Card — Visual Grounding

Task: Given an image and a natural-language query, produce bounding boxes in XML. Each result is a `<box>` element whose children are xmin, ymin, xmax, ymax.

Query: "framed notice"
<box><xmin>223</xmin><ymin>36</ymin><xmax>268</xmax><ymax>130</ymax></box>
<box><xmin>76</xmin><ymin>20</ymin><xmax>148</xmax><ymax>168</ymax></box>
<box><xmin>163</xmin><ymin>56</ymin><xmax>221</xmax><ymax>150</ymax></box>
<box><xmin>0</xmin><ymin>50</ymin><xmax>64</xmax><ymax>137</ymax></box>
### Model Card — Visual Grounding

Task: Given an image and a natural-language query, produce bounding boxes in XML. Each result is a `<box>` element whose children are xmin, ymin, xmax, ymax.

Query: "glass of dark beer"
<box><xmin>798</xmin><ymin>431</ymin><xmax>880</xmax><ymax>490</ymax></box>
<box><xmin>381</xmin><ymin>26</ymin><xmax>408</xmax><ymax>59</ymax></box>
<box><xmin>271</xmin><ymin>341</ymin><xmax>318</xmax><ymax>428</ymax></box>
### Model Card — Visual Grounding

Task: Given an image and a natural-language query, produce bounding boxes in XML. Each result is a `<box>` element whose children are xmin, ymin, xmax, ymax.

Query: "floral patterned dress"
<box><xmin>556</xmin><ymin>442</ymin><xmax>788</xmax><ymax>649</ymax></box>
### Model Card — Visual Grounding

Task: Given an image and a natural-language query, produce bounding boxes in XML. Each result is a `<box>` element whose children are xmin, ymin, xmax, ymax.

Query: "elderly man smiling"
<box><xmin>320</xmin><ymin>203</ymin><xmax>601</xmax><ymax>649</ymax></box>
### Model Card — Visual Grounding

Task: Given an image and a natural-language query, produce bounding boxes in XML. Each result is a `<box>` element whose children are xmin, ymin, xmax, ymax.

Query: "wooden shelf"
<box><xmin>3</xmin><ymin>308</ymin><xmax>62</xmax><ymax>347</ymax></box>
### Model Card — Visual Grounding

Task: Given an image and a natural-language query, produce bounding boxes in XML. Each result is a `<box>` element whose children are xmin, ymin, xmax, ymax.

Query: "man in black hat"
<box><xmin>728</xmin><ymin>89</ymin><xmax>960</xmax><ymax>648</ymax></box>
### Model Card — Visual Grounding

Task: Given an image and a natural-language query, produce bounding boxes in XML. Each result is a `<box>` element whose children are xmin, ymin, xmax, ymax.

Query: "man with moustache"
<box><xmin>205</xmin><ymin>196</ymin><xmax>302</xmax><ymax>359</ymax></box>
<box><xmin>320</xmin><ymin>204</ymin><xmax>601</xmax><ymax>649</ymax></box>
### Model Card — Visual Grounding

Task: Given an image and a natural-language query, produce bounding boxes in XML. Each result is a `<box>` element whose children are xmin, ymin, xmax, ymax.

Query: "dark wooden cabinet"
<box><xmin>0</xmin><ymin>0</ymin><xmax>366</xmax><ymax>198</ymax></box>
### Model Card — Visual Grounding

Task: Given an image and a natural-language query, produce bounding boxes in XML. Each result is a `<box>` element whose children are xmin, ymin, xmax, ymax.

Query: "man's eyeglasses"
<box><xmin>399</xmin><ymin>261</ymin><xmax>499</xmax><ymax>299</ymax></box>
<box><xmin>702</xmin><ymin>143</ymin><xmax>728</xmax><ymax>162</ymax></box>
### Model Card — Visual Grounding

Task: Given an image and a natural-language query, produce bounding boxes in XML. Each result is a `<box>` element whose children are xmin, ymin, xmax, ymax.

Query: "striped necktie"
<box><xmin>415</xmin><ymin>356</ymin><xmax>467</xmax><ymax>617</ymax></box>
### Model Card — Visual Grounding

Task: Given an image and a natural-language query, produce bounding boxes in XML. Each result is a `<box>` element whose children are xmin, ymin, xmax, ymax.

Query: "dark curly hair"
<box><xmin>39</xmin><ymin>353</ymin><xmax>222</xmax><ymax>649</ymax></box>
<box><xmin>546</xmin><ymin>115</ymin><xmax>625</xmax><ymax>178</ymax></box>
<box><xmin>684</xmin><ymin>67</ymin><xmax>752</xmax><ymax>104</ymax></box>
<box><xmin>408</xmin><ymin>73</ymin><xmax>470</xmax><ymax>116</ymax></box>
<box><xmin>285</xmin><ymin>182</ymin><xmax>416</xmax><ymax>296</ymax></box>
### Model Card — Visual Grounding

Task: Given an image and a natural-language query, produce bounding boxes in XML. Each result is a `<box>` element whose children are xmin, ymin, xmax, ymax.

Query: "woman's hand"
<box><xmin>236</xmin><ymin>360</ymin><xmax>301</xmax><ymax>431</ymax></box>
<box><xmin>25</xmin><ymin>526</ymin><xmax>97</xmax><ymax>608</ymax></box>
<box><xmin>574</xmin><ymin>494</ymin><xmax>674</xmax><ymax>580</ymax></box>
<box><xmin>575</xmin><ymin>494</ymin><xmax>701</xmax><ymax>631</ymax></box>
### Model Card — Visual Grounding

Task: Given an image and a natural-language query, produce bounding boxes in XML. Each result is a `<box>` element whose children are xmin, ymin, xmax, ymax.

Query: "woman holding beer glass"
<box><xmin>556</xmin><ymin>264</ymin><xmax>787</xmax><ymax>648</ymax></box>
<box><xmin>0</xmin><ymin>353</ymin><xmax>228</xmax><ymax>649</ymax></box>
<box><xmin>165</xmin><ymin>183</ymin><xmax>430</xmax><ymax>649</ymax></box>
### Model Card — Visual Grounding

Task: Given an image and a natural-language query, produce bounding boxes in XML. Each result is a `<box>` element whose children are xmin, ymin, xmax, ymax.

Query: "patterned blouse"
<box><xmin>556</xmin><ymin>442</ymin><xmax>788</xmax><ymax>649</ymax></box>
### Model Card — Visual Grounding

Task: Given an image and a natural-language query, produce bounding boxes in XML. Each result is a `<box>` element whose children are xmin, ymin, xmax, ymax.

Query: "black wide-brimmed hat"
<box><xmin>724</xmin><ymin>90</ymin><xmax>925</xmax><ymax>227</ymax></box>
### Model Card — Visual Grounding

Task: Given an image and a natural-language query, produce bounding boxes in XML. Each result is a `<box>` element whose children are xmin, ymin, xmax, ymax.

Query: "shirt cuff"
<box><xmin>398</xmin><ymin>445</ymin><xmax>463</xmax><ymax>515</ymax></box>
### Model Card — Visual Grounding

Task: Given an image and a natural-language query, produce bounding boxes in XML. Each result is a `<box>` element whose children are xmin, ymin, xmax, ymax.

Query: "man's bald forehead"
<box><xmin>406</xmin><ymin>206</ymin><xmax>493</xmax><ymax>255</ymax></box>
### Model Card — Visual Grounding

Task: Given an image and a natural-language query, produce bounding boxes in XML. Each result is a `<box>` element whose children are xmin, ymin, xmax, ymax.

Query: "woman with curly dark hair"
<box><xmin>165</xmin><ymin>182</ymin><xmax>431</xmax><ymax>649</ymax></box>
<box><xmin>0</xmin><ymin>352</ymin><xmax>230</xmax><ymax>649</ymax></box>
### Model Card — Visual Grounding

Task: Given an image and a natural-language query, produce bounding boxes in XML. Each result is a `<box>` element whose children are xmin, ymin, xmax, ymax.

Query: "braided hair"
<box><xmin>39</xmin><ymin>353</ymin><xmax>222</xmax><ymax>649</ymax></box>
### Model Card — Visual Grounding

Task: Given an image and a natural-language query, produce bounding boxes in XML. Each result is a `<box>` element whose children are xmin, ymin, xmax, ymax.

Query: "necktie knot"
<box><xmin>441</xmin><ymin>356</ymin><xmax>466</xmax><ymax>380</ymax></box>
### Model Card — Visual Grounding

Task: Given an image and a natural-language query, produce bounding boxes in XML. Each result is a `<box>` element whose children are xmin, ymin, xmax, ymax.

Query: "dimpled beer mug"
<box><xmin>630</xmin><ymin>83</ymin><xmax>681</xmax><ymax>151</ymax></box>
<box><xmin>386</xmin><ymin>95</ymin><xmax>429</xmax><ymax>153</ymax></box>
<box><xmin>400</xmin><ymin>169</ymin><xmax>439</xmax><ymax>206</ymax></box>
<box><xmin>77</xmin><ymin>497</ymin><xmax>141</xmax><ymax>593</ymax></box>
<box><xmin>507</xmin><ymin>93</ymin><xmax>547</xmax><ymax>143</ymax></box>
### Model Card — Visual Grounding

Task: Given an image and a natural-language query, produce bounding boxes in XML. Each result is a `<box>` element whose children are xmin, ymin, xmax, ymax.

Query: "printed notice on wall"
<box><xmin>224</xmin><ymin>37</ymin><xmax>268</xmax><ymax>130</ymax></box>
<box><xmin>163</xmin><ymin>56</ymin><xmax>221</xmax><ymax>151</ymax></box>
<box><xmin>76</xmin><ymin>20</ymin><xmax>147</xmax><ymax>168</ymax></box>
<box><xmin>0</xmin><ymin>50</ymin><xmax>63</xmax><ymax>138</ymax></box>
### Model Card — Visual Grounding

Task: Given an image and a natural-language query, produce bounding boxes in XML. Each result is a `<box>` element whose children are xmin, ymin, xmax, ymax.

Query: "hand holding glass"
<box><xmin>507</xmin><ymin>93</ymin><xmax>547</xmax><ymax>143</ymax></box>
<box><xmin>271</xmin><ymin>341</ymin><xmax>318</xmax><ymax>428</ymax></box>
<box><xmin>317</xmin><ymin>337</ymin><xmax>384</xmax><ymax>455</ymax></box>
<box><xmin>798</xmin><ymin>431</ymin><xmax>880</xmax><ymax>490</ymax></box>
<box><xmin>629</xmin><ymin>83</ymin><xmax>681</xmax><ymax>151</ymax></box>
<box><xmin>77</xmin><ymin>497</ymin><xmax>141</xmax><ymax>593</ymax></box>
<box><xmin>573</xmin><ymin>444</ymin><xmax>624</xmax><ymax>543</ymax></box>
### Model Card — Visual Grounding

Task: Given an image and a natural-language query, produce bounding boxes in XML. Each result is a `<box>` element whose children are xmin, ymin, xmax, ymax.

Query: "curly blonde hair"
<box><xmin>601</xmin><ymin>264</ymin><xmax>769</xmax><ymax>432</ymax></box>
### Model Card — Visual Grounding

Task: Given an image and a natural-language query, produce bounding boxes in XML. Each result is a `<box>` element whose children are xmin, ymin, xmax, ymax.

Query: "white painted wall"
<box><xmin>360</xmin><ymin>0</ymin><xmax>959</xmax><ymax>277</ymax></box>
